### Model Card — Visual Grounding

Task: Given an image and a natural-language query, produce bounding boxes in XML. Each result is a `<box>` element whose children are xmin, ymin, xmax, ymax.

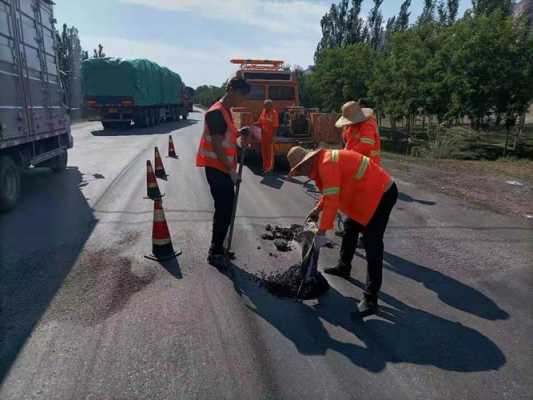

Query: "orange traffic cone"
<box><xmin>145</xmin><ymin>198</ymin><xmax>181</xmax><ymax>261</ymax></box>
<box><xmin>145</xmin><ymin>160</ymin><xmax>164</xmax><ymax>200</ymax></box>
<box><xmin>168</xmin><ymin>135</ymin><xmax>177</xmax><ymax>158</ymax></box>
<box><xmin>154</xmin><ymin>147</ymin><xmax>167</xmax><ymax>179</ymax></box>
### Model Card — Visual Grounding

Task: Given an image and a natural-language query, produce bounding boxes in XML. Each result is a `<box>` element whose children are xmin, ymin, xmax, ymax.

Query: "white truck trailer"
<box><xmin>0</xmin><ymin>0</ymin><xmax>72</xmax><ymax>211</ymax></box>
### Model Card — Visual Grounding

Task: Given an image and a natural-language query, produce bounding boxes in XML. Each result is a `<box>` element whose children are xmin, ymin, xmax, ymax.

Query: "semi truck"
<box><xmin>82</xmin><ymin>58</ymin><xmax>189</xmax><ymax>129</ymax></box>
<box><xmin>0</xmin><ymin>0</ymin><xmax>72</xmax><ymax>211</ymax></box>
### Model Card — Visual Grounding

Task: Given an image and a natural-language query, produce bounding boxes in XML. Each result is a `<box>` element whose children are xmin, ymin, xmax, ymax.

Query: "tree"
<box><xmin>418</xmin><ymin>0</ymin><xmax>436</xmax><ymax>25</ymax></box>
<box><xmin>437</xmin><ymin>1</ymin><xmax>448</xmax><ymax>25</ymax></box>
<box><xmin>368</xmin><ymin>0</ymin><xmax>384</xmax><ymax>50</ymax></box>
<box><xmin>472</xmin><ymin>0</ymin><xmax>513</xmax><ymax>16</ymax></box>
<box><xmin>310</xmin><ymin>44</ymin><xmax>376</xmax><ymax>111</ymax></box>
<box><xmin>93</xmin><ymin>44</ymin><xmax>106</xmax><ymax>58</ymax></box>
<box><xmin>194</xmin><ymin>85</ymin><xmax>226</xmax><ymax>108</ymax></box>
<box><xmin>395</xmin><ymin>0</ymin><xmax>412</xmax><ymax>31</ymax></box>
<box><xmin>447</xmin><ymin>0</ymin><xmax>459</xmax><ymax>23</ymax></box>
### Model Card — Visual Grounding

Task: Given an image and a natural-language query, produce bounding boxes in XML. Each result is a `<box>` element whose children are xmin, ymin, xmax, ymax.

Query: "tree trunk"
<box><xmin>503</xmin><ymin>126</ymin><xmax>510</xmax><ymax>157</ymax></box>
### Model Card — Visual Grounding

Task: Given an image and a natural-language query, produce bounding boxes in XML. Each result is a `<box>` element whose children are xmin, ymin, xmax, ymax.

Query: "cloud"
<box><xmin>81</xmin><ymin>35</ymin><xmax>317</xmax><ymax>88</ymax></box>
<box><xmin>119</xmin><ymin>0</ymin><xmax>328</xmax><ymax>36</ymax></box>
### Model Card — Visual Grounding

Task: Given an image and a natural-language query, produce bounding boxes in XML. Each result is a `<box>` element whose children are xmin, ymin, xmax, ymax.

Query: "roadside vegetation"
<box><xmin>298</xmin><ymin>0</ymin><xmax>533</xmax><ymax>161</ymax></box>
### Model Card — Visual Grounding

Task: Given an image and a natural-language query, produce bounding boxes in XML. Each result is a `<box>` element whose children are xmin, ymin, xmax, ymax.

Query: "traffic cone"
<box><xmin>154</xmin><ymin>147</ymin><xmax>168</xmax><ymax>179</ymax></box>
<box><xmin>168</xmin><ymin>135</ymin><xmax>177</xmax><ymax>158</ymax></box>
<box><xmin>145</xmin><ymin>198</ymin><xmax>181</xmax><ymax>261</ymax></box>
<box><xmin>145</xmin><ymin>160</ymin><xmax>164</xmax><ymax>200</ymax></box>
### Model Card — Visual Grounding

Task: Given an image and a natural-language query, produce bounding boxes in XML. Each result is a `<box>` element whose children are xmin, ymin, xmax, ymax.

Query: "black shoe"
<box><xmin>207</xmin><ymin>254</ymin><xmax>227</xmax><ymax>270</ymax></box>
<box><xmin>351</xmin><ymin>298</ymin><xmax>378</xmax><ymax>318</ymax></box>
<box><xmin>323</xmin><ymin>265</ymin><xmax>351</xmax><ymax>279</ymax></box>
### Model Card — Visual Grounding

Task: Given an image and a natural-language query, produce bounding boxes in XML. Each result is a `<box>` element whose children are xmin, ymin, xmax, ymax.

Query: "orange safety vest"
<box><xmin>196</xmin><ymin>101</ymin><xmax>238</xmax><ymax>173</ymax></box>
<box><xmin>258</xmin><ymin>108</ymin><xmax>279</xmax><ymax>137</ymax></box>
<box><xmin>312</xmin><ymin>149</ymin><xmax>391</xmax><ymax>230</ymax></box>
<box><xmin>342</xmin><ymin>117</ymin><xmax>381</xmax><ymax>165</ymax></box>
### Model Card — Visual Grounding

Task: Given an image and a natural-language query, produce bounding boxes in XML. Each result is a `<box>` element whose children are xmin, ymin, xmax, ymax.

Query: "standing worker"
<box><xmin>196</xmin><ymin>77</ymin><xmax>251</xmax><ymax>267</ymax></box>
<box><xmin>336</xmin><ymin>100</ymin><xmax>381</xmax><ymax>165</ymax></box>
<box><xmin>335</xmin><ymin>100</ymin><xmax>382</xmax><ymax>242</ymax></box>
<box><xmin>257</xmin><ymin>99</ymin><xmax>279</xmax><ymax>173</ymax></box>
<box><xmin>287</xmin><ymin>147</ymin><xmax>397</xmax><ymax>317</ymax></box>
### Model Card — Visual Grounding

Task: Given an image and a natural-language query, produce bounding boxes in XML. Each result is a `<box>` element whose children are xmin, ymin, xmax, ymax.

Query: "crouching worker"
<box><xmin>196</xmin><ymin>76</ymin><xmax>251</xmax><ymax>268</ymax></box>
<box><xmin>287</xmin><ymin>147</ymin><xmax>398</xmax><ymax>317</ymax></box>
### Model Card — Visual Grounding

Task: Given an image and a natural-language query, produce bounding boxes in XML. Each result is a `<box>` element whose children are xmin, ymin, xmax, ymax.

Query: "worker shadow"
<box><xmin>398</xmin><ymin>192</ymin><xmax>436</xmax><ymax>206</ymax></box>
<box><xmin>0</xmin><ymin>166</ymin><xmax>97</xmax><ymax>383</ymax></box>
<box><xmin>245</xmin><ymin>159</ymin><xmax>286</xmax><ymax>190</ymax></box>
<box><xmin>91</xmin><ymin>119</ymin><xmax>198</xmax><ymax>136</ymax></box>
<box><xmin>228</xmin><ymin>264</ymin><xmax>506</xmax><ymax>373</ymax></box>
<box><xmin>382</xmin><ymin>252</ymin><xmax>509</xmax><ymax>321</ymax></box>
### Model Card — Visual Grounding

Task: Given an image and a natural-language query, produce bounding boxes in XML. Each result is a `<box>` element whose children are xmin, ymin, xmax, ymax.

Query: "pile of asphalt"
<box><xmin>261</xmin><ymin>224</ymin><xmax>304</xmax><ymax>252</ymax></box>
<box><xmin>260</xmin><ymin>265</ymin><xmax>330</xmax><ymax>300</ymax></box>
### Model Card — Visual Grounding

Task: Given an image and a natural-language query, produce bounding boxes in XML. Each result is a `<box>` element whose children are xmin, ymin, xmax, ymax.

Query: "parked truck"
<box><xmin>82</xmin><ymin>58</ymin><xmax>189</xmax><ymax>129</ymax></box>
<box><xmin>0</xmin><ymin>0</ymin><xmax>73</xmax><ymax>211</ymax></box>
<box><xmin>229</xmin><ymin>59</ymin><xmax>339</xmax><ymax>163</ymax></box>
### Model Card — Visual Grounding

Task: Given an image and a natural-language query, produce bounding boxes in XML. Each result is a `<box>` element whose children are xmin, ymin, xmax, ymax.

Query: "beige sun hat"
<box><xmin>335</xmin><ymin>101</ymin><xmax>374</xmax><ymax>128</ymax></box>
<box><xmin>287</xmin><ymin>146</ymin><xmax>322</xmax><ymax>177</ymax></box>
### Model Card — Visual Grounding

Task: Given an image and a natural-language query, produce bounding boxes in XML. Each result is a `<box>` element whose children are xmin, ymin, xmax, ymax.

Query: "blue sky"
<box><xmin>55</xmin><ymin>0</ymin><xmax>471</xmax><ymax>88</ymax></box>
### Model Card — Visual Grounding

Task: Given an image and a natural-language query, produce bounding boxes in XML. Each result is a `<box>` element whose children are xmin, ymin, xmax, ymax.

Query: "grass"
<box><xmin>383</xmin><ymin>151</ymin><xmax>533</xmax><ymax>184</ymax></box>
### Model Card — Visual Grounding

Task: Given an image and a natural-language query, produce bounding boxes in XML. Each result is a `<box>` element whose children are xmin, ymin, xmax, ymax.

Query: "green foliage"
<box><xmin>194</xmin><ymin>85</ymin><xmax>225</xmax><ymax>108</ymax></box>
<box><xmin>93</xmin><ymin>44</ymin><xmax>106</xmax><ymax>58</ymax></box>
<box><xmin>472</xmin><ymin>0</ymin><xmax>513</xmax><ymax>16</ymax></box>
<box><xmin>309</xmin><ymin>44</ymin><xmax>376</xmax><ymax>112</ymax></box>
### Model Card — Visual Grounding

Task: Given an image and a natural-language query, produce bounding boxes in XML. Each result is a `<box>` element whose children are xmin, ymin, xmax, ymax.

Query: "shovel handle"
<box><xmin>225</xmin><ymin>145</ymin><xmax>246</xmax><ymax>256</ymax></box>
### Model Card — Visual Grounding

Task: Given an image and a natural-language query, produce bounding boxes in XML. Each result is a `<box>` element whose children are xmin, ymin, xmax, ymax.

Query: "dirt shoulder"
<box><xmin>383</xmin><ymin>152</ymin><xmax>533</xmax><ymax>219</ymax></box>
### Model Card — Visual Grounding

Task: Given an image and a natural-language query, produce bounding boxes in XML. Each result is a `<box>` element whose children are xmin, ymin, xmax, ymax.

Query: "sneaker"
<box><xmin>323</xmin><ymin>265</ymin><xmax>351</xmax><ymax>279</ymax></box>
<box><xmin>351</xmin><ymin>298</ymin><xmax>378</xmax><ymax>318</ymax></box>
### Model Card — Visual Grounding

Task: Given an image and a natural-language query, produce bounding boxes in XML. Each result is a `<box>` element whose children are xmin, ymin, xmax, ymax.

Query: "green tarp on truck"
<box><xmin>81</xmin><ymin>58</ymin><xmax>184</xmax><ymax>106</ymax></box>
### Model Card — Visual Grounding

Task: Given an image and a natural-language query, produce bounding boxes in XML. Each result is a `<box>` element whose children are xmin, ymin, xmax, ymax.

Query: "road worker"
<box><xmin>287</xmin><ymin>146</ymin><xmax>398</xmax><ymax>317</ymax></box>
<box><xmin>336</xmin><ymin>100</ymin><xmax>381</xmax><ymax>165</ymax></box>
<box><xmin>256</xmin><ymin>99</ymin><xmax>279</xmax><ymax>173</ymax></box>
<box><xmin>335</xmin><ymin>100</ymin><xmax>382</xmax><ymax>243</ymax></box>
<box><xmin>196</xmin><ymin>77</ymin><xmax>251</xmax><ymax>268</ymax></box>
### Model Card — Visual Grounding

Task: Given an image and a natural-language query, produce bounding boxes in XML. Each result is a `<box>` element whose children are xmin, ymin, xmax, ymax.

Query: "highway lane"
<box><xmin>1</xmin><ymin>112</ymin><xmax>532</xmax><ymax>399</ymax></box>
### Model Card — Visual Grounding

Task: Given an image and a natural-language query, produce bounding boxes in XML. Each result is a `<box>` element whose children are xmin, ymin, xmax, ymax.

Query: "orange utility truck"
<box><xmin>230</xmin><ymin>59</ymin><xmax>339</xmax><ymax>163</ymax></box>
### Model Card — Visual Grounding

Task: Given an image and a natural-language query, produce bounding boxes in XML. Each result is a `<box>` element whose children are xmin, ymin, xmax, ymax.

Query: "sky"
<box><xmin>55</xmin><ymin>0</ymin><xmax>471</xmax><ymax>88</ymax></box>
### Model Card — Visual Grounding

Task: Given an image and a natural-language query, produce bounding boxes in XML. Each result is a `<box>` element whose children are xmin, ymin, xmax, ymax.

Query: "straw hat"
<box><xmin>335</xmin><ymin>101</ymin><xmax>374</xmax><ymax>128</ymax></box>
<box><xmin>287</xmin><ymin>146</ymin><xmax>321</xmax><ymax>177</ymax></box>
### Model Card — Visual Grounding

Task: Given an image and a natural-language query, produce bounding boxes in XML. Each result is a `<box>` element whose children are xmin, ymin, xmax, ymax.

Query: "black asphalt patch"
<box><xmin>259</xmin><ymin>265</ymin><xmax>330</xmax><ymax>300</ymax></box>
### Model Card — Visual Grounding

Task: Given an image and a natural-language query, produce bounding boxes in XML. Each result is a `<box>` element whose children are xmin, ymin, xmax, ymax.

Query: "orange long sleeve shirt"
<box><xmin>258</xmin><ymin>109</ymin><xmax>279</xmax><ymax>137</ymax></box>
<box><xmin>311</xmin><ymin>149</ymin><xmax>391</xmax><ymax>230</ymax></box>
<box><xmin>342</xmin><ymin>117</ymin><xmax>381</xmax><ymax>164</ymax></box>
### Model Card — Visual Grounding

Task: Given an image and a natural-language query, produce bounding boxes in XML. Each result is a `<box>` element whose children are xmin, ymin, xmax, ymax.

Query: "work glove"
<box><xmin>230</xmin><ymin>171</ymin><xmax>241</xmax><ymax>185</ymax></box>
<box><xmin>312</xmin><ymin>232</ymin><xmax>330</xmax><ymax>249</ymax></box>
<box><xmin>239</xmin><ymin>126</ymin><xmax>251</xmax><ymax>137</ymax></box>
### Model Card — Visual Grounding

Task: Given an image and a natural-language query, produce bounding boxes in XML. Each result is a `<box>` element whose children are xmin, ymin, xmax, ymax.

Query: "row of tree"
<box><xmin>194</xmin><ymin>85</ymin><xmax>226</xmax><ymax>109</ymax></box>
<box><xmin>301</xmin><ymin>0</ymin><xmax>532</xmax><ymax>133</ymax></box>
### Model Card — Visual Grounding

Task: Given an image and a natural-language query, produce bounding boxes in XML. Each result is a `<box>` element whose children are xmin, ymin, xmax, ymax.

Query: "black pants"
<box><xmin>205</xmin><ymin>167</ymin><xmax>235</xmax><ymax>255</ymax></box>
<box><xmin>339</xmin><ymin>182</ymin><xmax>398</xmax><ymax>301</ymax></box>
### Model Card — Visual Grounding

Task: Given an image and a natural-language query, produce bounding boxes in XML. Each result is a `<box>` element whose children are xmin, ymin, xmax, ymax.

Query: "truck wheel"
<box><xmin>153</xmin><ymin>109</ymin><xmax>160</xmax><ymax>126</ymax></box>
<box><xmin>0</xmin><ymin>155</ymin><xmax>21</xmax><ymax>212</ymax></box>
<box><xmin>49</xmin><ymin>150</ymin><xmax>68</xmax><ymax>173</ymax></box>
<box><xmin>182</xmin><ymin>113</ymin><xmax>188</xmax><ymax>120</ymax></box>
<box><xmin>102</xmin><ymin>121</ymin><xmax>113</xmax><ymax>130</ymax></box>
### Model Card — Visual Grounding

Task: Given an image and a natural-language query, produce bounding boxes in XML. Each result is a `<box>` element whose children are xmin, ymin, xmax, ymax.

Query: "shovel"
<box><xmin>296</xmin><ymin>222</ymin><xmax>321</xmax><ymax>299</ymax></box>
<box><xmin>224</xmin><ymin>140</ymin><xmax>247</xmax><ymax>265</ymax></box>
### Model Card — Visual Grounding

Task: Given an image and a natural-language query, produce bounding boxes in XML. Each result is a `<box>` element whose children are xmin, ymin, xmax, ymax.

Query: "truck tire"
<box><xmin>49</xmin><ymin>150</ymin><xmax>68</xmax><ymax>173</ymax></box>
<box><xmin>0</xmin><ymin>155</ymin><xmax>21</xmax><ymax>212</ymax></box>
<box><xmin>153</xmin><ymin>109</ymin><xmax>160</xmax><ymax>126</ymax></box>
<box><xmin>102</xmin><ymin>121</ymin><xmax>113</xmax><ymax>130</ymax></box>
<box><xmin>182</xmin><ymin>113</ymin><xmax>188</xmax><ymax>120</ymax></box>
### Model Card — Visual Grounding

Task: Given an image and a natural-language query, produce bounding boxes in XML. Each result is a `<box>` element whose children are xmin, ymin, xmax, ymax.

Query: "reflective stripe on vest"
<box><xmin>323</xmin><ymin>187</ymin><xmax>340</xmax><ymax>196</ymax></box>
<box><xmin>202</xmin><ymin>133</ymin><xmax>234</xmax><ymax>148</ymax></box>
<box><xmin>360</xmin><ymin>137</ymin><xmax>375</xmax><ymax>145</ymax></box>
<box><xmin>354</xmin><ymin>156</ymin><xmax>370</xmax><ymax>180</ymax></box>
<box><xmin>370</xmin><ymin>150</ymin><xmax>381</xmax><ymax>158</ymax></box>
<box><xmin>198</xmin><ymin>147</ymin><xmax>235</xmax><ymax>163</ymax></box>
<box><xmin>330</xmin><ymin>149</ymin><xmax>339</xmax><ymax>162</ymax></box>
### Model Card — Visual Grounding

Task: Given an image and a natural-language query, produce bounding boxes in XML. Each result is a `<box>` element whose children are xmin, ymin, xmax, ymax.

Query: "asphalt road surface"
<box><xmin>1</xmin><ymin>112</ymin><xmax>532</xmax><ymax>399</ymax></box>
